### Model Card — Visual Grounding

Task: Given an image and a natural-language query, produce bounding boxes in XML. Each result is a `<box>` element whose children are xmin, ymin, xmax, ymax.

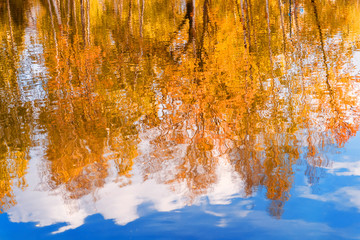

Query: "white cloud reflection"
<box><xmin>6</xmin><ymin>142</ymin><xmax>247</xmax><ymax>234</ymax></box>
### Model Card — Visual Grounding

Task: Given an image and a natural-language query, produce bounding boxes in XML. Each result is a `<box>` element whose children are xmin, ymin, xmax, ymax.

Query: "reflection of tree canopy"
<box><xmin>0</xmin><ymin>0</ymin><xmax>32</xmax><ymax>212</ymax></box>
<box><xmin>2</xmin><ymin>0</ymin><xmax>360</xmax><ymax>217</ymax></box>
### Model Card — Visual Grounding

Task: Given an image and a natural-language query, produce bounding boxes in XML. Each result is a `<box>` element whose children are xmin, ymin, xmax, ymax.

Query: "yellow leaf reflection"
<box><xmin>2</xmin><ymin>0</ymin><xmax>360</xmax><ymax>220</ymax></box>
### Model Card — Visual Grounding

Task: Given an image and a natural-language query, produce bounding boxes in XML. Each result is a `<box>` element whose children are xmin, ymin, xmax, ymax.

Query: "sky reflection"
<box><xmin>1</xmin><ymin>0</ymin><xmax>360</xmax><ymax>239</ymax></box>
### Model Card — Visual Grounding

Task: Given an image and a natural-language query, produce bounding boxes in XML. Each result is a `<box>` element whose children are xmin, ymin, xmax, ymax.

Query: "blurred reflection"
<box><xmin>1</xmin><ymin>0</ymin><xmax>360</xmax><ymax>231</ymax></box>
<box><xmin>0</xmin><ymin>0</ymin><xmax>32</xmax><ymax>212</ymax></box>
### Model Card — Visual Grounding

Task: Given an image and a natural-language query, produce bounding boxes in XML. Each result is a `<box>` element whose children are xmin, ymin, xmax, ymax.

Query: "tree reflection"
<box><xmin>1</xmin><ymin>0</ymin><xmax>360</xmax><ymax>218</ymax></box>
<box><xmin>0</xmin><ymin>0</ymin><xmax>32</xmax><ymax>212</ymax></box>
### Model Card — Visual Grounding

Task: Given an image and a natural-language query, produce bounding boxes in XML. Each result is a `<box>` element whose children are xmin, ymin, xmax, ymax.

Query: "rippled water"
<box><xmin>1</xmin><ymin>0</ymin><xmax>360</xmax><ymax>239</ymax></box>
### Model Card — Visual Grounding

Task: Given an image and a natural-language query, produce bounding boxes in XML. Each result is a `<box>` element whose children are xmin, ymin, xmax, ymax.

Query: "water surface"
<box><xmin>1</xmin><ymin>0</ymin><xmax>360</xmax><ymax>239</ymax></box>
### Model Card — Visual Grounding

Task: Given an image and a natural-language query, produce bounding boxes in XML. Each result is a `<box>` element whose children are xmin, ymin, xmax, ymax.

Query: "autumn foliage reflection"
<box><xmin>0</xmin><ymin>0</ymin><xmax>32</xmax><ymax>212</ymax></box>
<box><xmin>1</xmin><ymin>0</ymin><xmax>360</xmax><ymax>218</ymax></box>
